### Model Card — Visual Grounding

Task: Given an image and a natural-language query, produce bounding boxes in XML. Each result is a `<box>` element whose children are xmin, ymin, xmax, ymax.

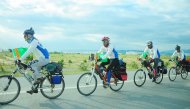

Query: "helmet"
<box><xmin>23</xmin><ymin>27</ymin><xmax>35</xmax><ymax>35</ymax></box>
<box><xmin>175</xmin><ymin>45</ymin><xmax>180</xmax><ymax>51</ymax></box>
<box><xmin>147</xmin><ymin>41</ymin><xmax>153</xmax><ymax>46</ymax></box>
<box><xmin>102</xmin><ymin>36</ymin><xmax>110</xmax><ymax>41</ymax></box>
<box><xmin>147</xmin><ymin>40</ymin><xmax>153</xmax><ymax>49</ymax></box>
<box><xmin>102</xmin><ymin>36</ymin><xmax>110</xmax><ymax>47</ymax></box>
<box><xmin>23</xmin><ymin>27</ymin><xmax>35</xmax><ymax>43</ymax></box>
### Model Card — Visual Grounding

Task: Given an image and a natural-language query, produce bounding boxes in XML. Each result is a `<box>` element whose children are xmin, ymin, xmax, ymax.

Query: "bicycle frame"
<box><xmin>87</xmin><ymin>58</ymin><xmax>118</xmax><ymax>85</ymax></box>
<box><xmin>139</xmin><ymin>59</ymin><xmax>153</xmax><ymax>75</ymax></box>
<box><xmin>9</xmin><ymin>62</ymin><xmax>50</xmax><ymax>90</ymax></box>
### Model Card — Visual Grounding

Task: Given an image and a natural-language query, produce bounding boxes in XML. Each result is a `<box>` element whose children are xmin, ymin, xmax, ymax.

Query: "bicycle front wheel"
<box><xmin>0</xmin><ymin>75</ymin><xmax>20</xmax><ymax>105</ymax></box>
<box><xmin>134</xmin><ymin>69</ymin><xmax>146</xmax><ymax>87</ymax></box>
<box><xmin>168</xmin><ymin>67</ymin><xmax>177</xmax><ymax>81</ymax></box>
<box><xmin>181</xmin><ymin>68</ymin><xmax>188</xmax><ymax>79</ymax></box>
<box><xmin>77</xmin><ymin>72</ymin><xmax>97</xmax><ymax>96</ymax></box>
<box><xmin>110</xmin><ymin>77</ymin><xmax>124</xmax><ymax>91</ymax></box>
<box><xmin>40</xmin><ymin>76</ymin><xmax>65</xmax><ymax>99</ymax></box>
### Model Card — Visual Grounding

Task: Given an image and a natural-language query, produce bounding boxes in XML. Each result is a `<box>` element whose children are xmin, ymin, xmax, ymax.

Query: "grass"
<box><xmin>0</xmin><ymin>51</ymin><xmax>189</xmax><ymax>76</ymax></box>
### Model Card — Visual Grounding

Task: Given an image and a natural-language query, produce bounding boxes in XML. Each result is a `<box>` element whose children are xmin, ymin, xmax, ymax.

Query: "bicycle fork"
<box><xmin>86</xmin><ymin>68</ymin><xmax>95</xmax><ymax>85</ymax></box>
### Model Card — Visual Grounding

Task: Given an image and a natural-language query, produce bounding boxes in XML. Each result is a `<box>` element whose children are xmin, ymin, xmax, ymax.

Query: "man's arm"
<box><xmin>20</xmin><ymin>40</ymin><xmax>38</xmax><ymax>61</ymax></box>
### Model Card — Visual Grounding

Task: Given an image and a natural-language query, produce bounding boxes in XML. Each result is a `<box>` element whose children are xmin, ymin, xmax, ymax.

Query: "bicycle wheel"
<box><xmin>0</xmin><ymin>75</ymin><xmax>20</xmax><ymax>105</ymax></box>
<box><xmin>110</xmin><ymin>77</ymin><xmax>124</xmax><ymax>91</ymax></box>
<box><xmin>155</xmin><ymin>72</ymin><xmax>163</xmax><ymax>84</ymax></box>
<box><xmin>77</xmin><ymin>72</ymin><xmax>97</xmax><ymax>96</ymax></box>
<box><xmin>181</xmin><ymin>68</ymin><xmax>188</xmax><ymax>79</ymax></box>
<box><xmin>134</xmin><ymin>69</ymin><xmax>146</xmax><ymax>87</ymax></box>
<box><xmin>168</xmin><ymin>67</ymin><xmax>177</xmax><ymax>81</ymax></box>
<box><xmin>40</xmin><ymin>76</ymin><xmax>65</xmax><ymax>99</ymax></box>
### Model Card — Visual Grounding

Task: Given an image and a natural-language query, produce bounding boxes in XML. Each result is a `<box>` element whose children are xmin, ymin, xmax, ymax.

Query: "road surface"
<box><xmin>0</xmin><ymin>71</ymin><xmax>190</xmax><ymax>109</ymax></box>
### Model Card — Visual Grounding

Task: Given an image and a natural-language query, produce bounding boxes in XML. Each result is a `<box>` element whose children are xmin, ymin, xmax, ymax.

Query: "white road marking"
<box><xmin>0</xmin><ymin>75</ymin><xmax>170</xmax><ymax>95</ymax></box>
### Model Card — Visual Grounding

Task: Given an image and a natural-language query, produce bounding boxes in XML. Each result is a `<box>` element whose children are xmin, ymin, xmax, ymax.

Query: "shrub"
<box><xmin>79</xmin><ymin>62</ymin><xmax>88</xmax><ymax>71</ymax></box>
<box><xmin>164</xmin><ymin>61</ymin><xmax>170</xmax><ymax>67</ymax></box>
<box><xmin>83</xmin><ymin>60</ymin><xmax>87</xmax><ymax>63</ymax></box>
<box><xmin>130</xmin><ymin>61</ymin><xmax>139</xmax><ymax>69</ymax></box>
<box><xmin>0</xmin><ymin>65</ymin><xmax>5</xmax><ymax>72</ymax></box>
<box><xmin>58</xmin><ymin>59</ymin><xmax>64</xmax><ymax>68</ymax></box>
<box><xmin>68</xmin><ymin>60</ymin><xmax>72</xmax><ymax>63</ymax></box>
<box><xmin>26</xmin><ymin>55</ymin><xmax>33</xmax><ymax>62</ymax></box>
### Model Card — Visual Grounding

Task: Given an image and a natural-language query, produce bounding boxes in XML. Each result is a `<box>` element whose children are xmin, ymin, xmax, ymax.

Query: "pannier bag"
<box><xmin>45</xmin><ymin>62</ymin><xmax>63</xmax><ymax>84</ymax></box>
<box><xmin>160</xmin><ymin>66</ymin><xmax>167</xmax><ymax>74</ymax></box>
<box><xmin>45</xmin><ymin>62</ymin><xmax>63</xmax><ymax>74</ymax></box>
<box><xmin>158</xmin><ymin>59</ymin><xmax>167</xmax><ymax>74</ymax></box>
<box><xmin>185</xmin><ymin>61</ymin><xmax>190</xmax><ymax>72</ymax></box>
<box><xmin>51</xmin><ymin>75</ymin><xmax>62</xmax><ymax>84</ymax></box>
<box><xmin>116</xmin><ymin>59</ymin><xmax>127</xmax><ymax>81</ymax></box>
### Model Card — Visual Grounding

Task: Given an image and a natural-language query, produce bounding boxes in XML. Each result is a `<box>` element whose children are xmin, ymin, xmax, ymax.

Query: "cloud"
<box><xmin>0</xmin><ymin>0</ymin><xmax>190</xmax><ymax>51</ymax></box>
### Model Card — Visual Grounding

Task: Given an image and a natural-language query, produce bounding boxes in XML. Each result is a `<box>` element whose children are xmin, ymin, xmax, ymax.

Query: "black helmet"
<box><xmin>175</xmin><ymin>45</ymin><xmax>180</xmax><ymax>51</ymax></box>
<box><xmin>147</xmin><ymin>41</ymin><xmax>153</xmax><ymax>46</ymax></box>
<box><xmin>23</xmin><ymin>27</ymin><xmax>35</xmax><ymax>35</ymax></box>
<box><xmin>147</xmin><ymin>40</ymin><xmax>153</xmax><ymax>49</ymax></box>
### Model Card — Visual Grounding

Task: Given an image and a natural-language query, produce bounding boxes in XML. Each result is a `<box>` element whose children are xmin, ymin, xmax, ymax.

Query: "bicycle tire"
<box><xmin>134</xmin><ymin>69</ymin><xmax>146</xmax><ymax>87</ymax></box>
<box><xmin>0</xmin><ymin>75</ymin><xmax>20</xmax><ymax>105</ymax></box>
<box><xmin>77</xmin><ymin>72</ymin><xmax>97</xmax><ymax>96</ymax></box>
<box><xmin>40</xmin><ymin>76</ymin><xmax>65</xmax><ymax>99</ymax></box>
<box><xmin>110</xmin><ymin>79</ymin><xmax>124</xmax><ymax>91</ymax></box>
<box><xmin>168</xmin><ymin>67</ymin><xmax>177</xmax><ymax>81</ymax></box>
<box><xmin>181</xmin><ymin>68</ymin><xmax>188</xmax><ymax>79</ymax></box>
<box><xmin>155</xmin><ymin>71</ymin><xmax>163</xmax><ymax>84</ymax></box>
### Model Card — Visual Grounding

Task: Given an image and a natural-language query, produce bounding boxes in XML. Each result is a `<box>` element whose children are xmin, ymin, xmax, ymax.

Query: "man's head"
<box><xmin>102</xmin><ymin>36</ymin><xmax>110</xmax><ymax>47</ymax></box>
<box><xmin>147</xmin><ymin>41</ymin><xmax>153</xmax><ymax>49</ymax></box>
<box><xmin>175</xmin><ymin>45</ymin><xmax>181</xmax><ymax>53</ymax></box>
<box><xmin>23</xmin><ymin>27</ymin><xmax>35</xmax><ymax>43</ymax></box>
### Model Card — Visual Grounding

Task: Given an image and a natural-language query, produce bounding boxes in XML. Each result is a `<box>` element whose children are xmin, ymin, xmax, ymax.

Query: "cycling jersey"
<box><xmin>98</xmin><ymin>45</ymin><xmax>118</xmax><ymax>59</ymax></box>
<box><xmin>171</xmin><ymin>50</ymin><xmax>186</xmax><ymax>61</ymax></box>
<box><xmin>144</xmin><ymin>46</ymin><xmax>160</xmax><ymax>59</ymax></box>
<box><xmin>20</xmin><ymin>38</ymin><xmax>49</xmax><ymax>61</ymax></box>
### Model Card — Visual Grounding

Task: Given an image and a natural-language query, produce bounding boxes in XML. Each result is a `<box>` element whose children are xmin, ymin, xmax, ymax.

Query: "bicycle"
<box><xmin>0</xmin><ymin>61</ymin><xmax>65</xmax><ymax>105</ymax></box>
<box><xmin>168</xmin><ymin>59</ymin><xmax>189</xmax><ymax>81</ymax></box>
<box><xmin>134</xmin><ymin>58</ymin><xmax>165</xmax><ymax>87</ymax></box>
<box><xmin>77</xmin><ymin>55</ymin><xmax>127</xmax><ymax>96</ymax></box>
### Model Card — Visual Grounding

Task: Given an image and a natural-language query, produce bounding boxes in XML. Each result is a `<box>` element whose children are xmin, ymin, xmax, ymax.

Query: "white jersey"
<box><xmin>171</xmin><ymin>50</ymin><xmax>186</xmax><ymax>61</ymax></box>
<box><xmin>144</xmin><ymin>46</ymin><xmax>160</xmax><ymax>59</ymax></box>
<box><xmin>97</xmin><ymin>45</ymin><xmax>118</xmax><ymax>59</ymax></box>
<box><xmin>20</xmin><ymin>38</ymin><xmax>49</xmax><ymax>61</ymax></box>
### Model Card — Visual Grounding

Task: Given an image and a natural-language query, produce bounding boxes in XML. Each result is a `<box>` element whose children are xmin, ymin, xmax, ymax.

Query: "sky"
<box><xmin>0</xmin><ymin>0</ymin><xmax>190</xmax><ymax>52</ymax></box>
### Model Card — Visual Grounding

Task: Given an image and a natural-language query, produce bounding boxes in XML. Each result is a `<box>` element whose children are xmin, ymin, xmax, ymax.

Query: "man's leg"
<box><xmin>27</xmin><ymin>59</ymin><xmax>49</xmax><ymax>94</ymax></box>
<box><xmin>107</xmin><ymin>59</ymin><xmax>118</xmax><ymax>84</ymax></box>
<box><xmin>153</xmin><ymin>58</ymin><xmax>159</xmax><ymax>82</ymax></box>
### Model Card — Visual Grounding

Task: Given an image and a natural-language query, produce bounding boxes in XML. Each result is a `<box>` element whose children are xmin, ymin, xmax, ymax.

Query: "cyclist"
<box><xmin>171</xmin><ymin>45</ymin><xmax>186</xmax><ymax>66</ymax></box>
<box><xmin>19</xmin><ymin>27</ymin><xmax>50</xmax><ymax>94</ymax></box>
<box><xmin>97</xmin><ymin>36</ymin><xmax>119</xmax><ymax>88</ymax></box>
<box><xmin>144</xmin><ymin>41</ymin><xmax>161</xmax><ymax>82</ymax></box>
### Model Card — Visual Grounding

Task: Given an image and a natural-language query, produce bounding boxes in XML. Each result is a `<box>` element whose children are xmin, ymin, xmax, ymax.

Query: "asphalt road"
<box><xmin>0</xmin><ymin>71</ymin><xmax>190</xmax><ymax>109</ymax></box>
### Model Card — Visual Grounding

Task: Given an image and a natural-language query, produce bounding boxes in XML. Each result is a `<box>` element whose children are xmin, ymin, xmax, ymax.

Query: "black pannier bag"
<box><xmin>185</xmin><ymin>61</ymin><xmax>190</xmax><ymax>72</ymax></box>
<box><xmin>45</xmin><ymin>62</ymin><xmax>63</xmax><ymax>75</ymax></box>
<box><xmin>115</xmin><ymin>59</ymin><xmax>127</xmax><ymax>81</ymax></box>
<box><xmin>158</xmin><ymin>60</ymin><xmax>167</xmax><ymax>74</ymax></box>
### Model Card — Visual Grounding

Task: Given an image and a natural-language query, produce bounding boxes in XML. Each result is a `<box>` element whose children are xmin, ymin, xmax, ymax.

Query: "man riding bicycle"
<box><xmin>171</xmin><ymin>45</ymin><xmax>186</xmax><ymax>65</ymax></box>
<box><xmin>97</xmin><ymin>36</ymin><xmax>119</xmax><ymax>88</ymax></box>
<box><xmin>144</xmin><ymin>41</ymin><xmax>161</xmax><ymax>82</ymax></box>
<box><xmin>19</xmin><ymin>27</ymin><xmax>50</xmax><ymax>94</ymax></box>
